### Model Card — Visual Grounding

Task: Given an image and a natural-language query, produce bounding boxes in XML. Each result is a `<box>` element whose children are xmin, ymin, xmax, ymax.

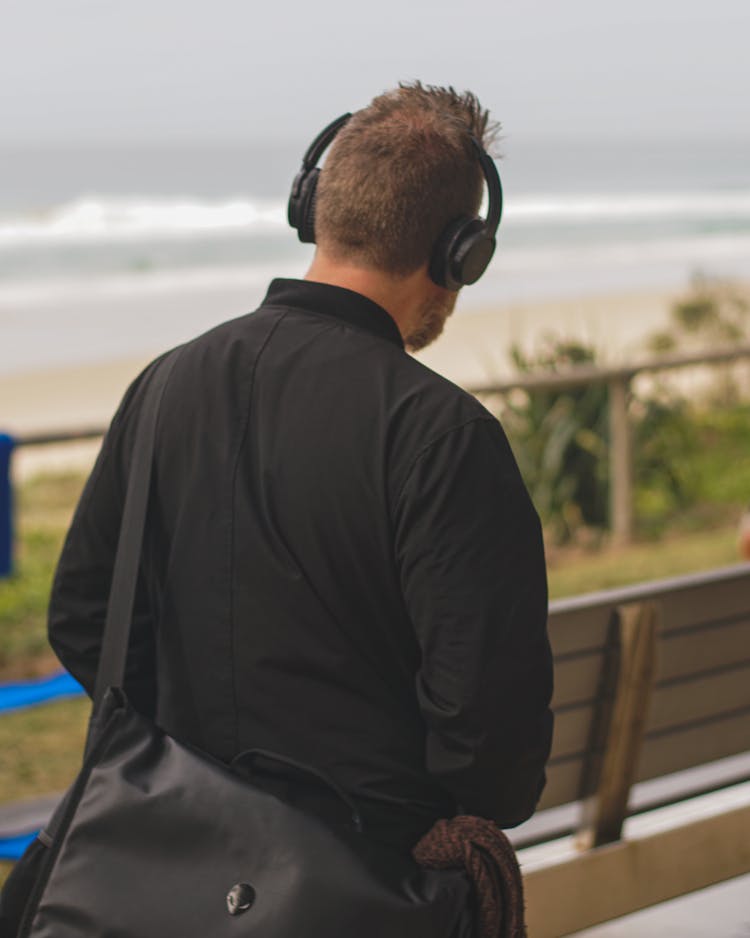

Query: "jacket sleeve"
<box><xmin>393</xmin><ymin>416</ymin><xmax>553</xmax><ymax>827</ymax></box>
<box><xmin>47</xmin><ymin>367</ymin><xmax>157</xmax><ymax>717</ymax></box>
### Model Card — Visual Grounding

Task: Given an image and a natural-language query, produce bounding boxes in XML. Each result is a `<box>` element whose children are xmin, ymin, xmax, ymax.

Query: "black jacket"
<box><xmin>49</xmin><ymin>278</ymin><xmax>553</xmax><ymax>850</ymax></box>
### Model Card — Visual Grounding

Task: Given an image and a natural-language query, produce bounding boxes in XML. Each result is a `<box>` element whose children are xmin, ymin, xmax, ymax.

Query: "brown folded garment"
<box><xmin>413</xmin><ymin>815</ymin><xmax>526</xmax><ymax>938</ymax></box>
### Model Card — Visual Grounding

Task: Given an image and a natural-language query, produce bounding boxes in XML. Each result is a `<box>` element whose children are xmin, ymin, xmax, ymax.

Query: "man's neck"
<box><xmin>304</xmin><ymin>252</ymin><xmax>425</xmax><ymax>345</ymax></box>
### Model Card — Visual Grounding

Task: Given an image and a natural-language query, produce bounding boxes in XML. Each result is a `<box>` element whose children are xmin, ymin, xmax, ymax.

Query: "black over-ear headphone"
<box><xmin>287</xmin><ymin>113</ymin><xmax>503</xmax><ymax>291</ymax></box>
<box><xmin>287</xmin><ymin>113</ymin><xmax>352</xmax><ymax>246</ymax></box>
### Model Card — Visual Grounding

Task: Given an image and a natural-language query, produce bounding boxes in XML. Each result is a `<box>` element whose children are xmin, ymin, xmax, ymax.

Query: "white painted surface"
<box><xmin>569</xmin><ymin>872</ymin><xmax>750</xmax><ymax>937</ymax></box>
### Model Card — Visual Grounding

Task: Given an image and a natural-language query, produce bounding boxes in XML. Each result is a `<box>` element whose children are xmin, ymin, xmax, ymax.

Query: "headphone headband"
<box><xmin>470</xmin><ymin>137</ymin><xmax>503</xmax><ymax>238</ymax></box>
<box><xmin>288</xmin><ymin>111</ymin><xmax>503</xmax><ymax>289</ymax></box>
<box><xmin>302</xmin><ymin>113</ymin><xmax>352</xmax><ymax>169</ymax></box>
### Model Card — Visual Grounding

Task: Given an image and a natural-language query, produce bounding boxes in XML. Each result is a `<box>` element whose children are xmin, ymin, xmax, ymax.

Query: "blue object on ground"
<box><xmin>0</xmin><ymin>672</ymin><xmax>85</xmax><ymax>715</ymax></box>
<box><xmin>0</xmin><ymin>795</ymin><xmax>59</xmax><ymax>855</ymax></box>
<box><xmin>0</xmin><ymin>831</ymin><xmax>37</xmax><ymax>861</ymax></box>
<box><xmin>0</xmin><ymin>433</ymin><xmax>14</xmax><ymax>578</ymax></box>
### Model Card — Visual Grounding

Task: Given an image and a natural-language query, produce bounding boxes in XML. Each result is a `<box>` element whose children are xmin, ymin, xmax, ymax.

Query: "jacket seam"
<box><xmin>48</xmin><ymin>351</ymin><xmax>174</xmax><ymax>656</ymax></box>
<box><xmin>393</xmin><ymin>414</ymin><xmax>497</xmax><ymax>512</ymax></box>
<box><xmin>228</xmin><ymin>308</ymin><xmax>289</xmax><ymax>752</ymax></box>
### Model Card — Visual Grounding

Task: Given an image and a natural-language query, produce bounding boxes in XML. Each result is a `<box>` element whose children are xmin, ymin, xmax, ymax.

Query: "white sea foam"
<box><xmin>506</xmin><ymin>191</ymin><xmax>750</xmax><ymax>223</ymax></box>
<box><xmin>2</xmin><ymin>190</ymin><xmax>750</xmax><ymax>249</ymax></box>
<box><xmin>494</xmin><ymin>234</ymin><xmax>750</xmax><ymax>272</ymax></box>
<box><xmin>0</xmin><ymin>263</ymin><xmax>297</xmax><ymax>307</ymax></box>
<box><xmin>0</xmin><ymin>196</ymin><xmax>288</xmax><ymax>247</ymax></box>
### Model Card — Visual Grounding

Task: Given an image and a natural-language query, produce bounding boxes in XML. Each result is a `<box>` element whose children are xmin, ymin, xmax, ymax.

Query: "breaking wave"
<box><xmin>2</xmin><ymin>190</ymin><xmax>750</xmax><ymax>249</ymax></box>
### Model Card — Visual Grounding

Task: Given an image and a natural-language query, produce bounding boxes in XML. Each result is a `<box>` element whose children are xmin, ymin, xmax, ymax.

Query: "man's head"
<box><xmin>308</xmin><ymin>82</ymin><xmax>499</xmax><ymax>351</ymax></box>
<box><xmin>315</xmin><ymin>83</ymin><xmax>498</xmax><ymax>275</ymax></box>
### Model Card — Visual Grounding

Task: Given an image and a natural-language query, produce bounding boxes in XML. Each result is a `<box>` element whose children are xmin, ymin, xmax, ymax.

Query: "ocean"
<box><xmin>1</xmin><ymin>135</ymin><xmax>749</xmax><ymax>375</ymax></box>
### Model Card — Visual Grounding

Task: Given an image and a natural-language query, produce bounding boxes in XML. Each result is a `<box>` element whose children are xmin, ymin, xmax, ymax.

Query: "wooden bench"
<box><xmin>3</xmin><ymin>564</ymin><xmax>749</xmax><ymax>933</ymax></box>
<box><xmin>512</xmin><ymin>562</ymin><xmax>750</xmax><ymax>936</ymax></box>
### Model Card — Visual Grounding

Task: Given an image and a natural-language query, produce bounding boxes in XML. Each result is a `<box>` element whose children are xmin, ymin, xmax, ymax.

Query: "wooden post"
<box><xmin>608</xmin><ymin>375</ymin><xmax>634</xmax><ymax>545</ymax></box>
<box><xmin>577</xmin><ymin>601</ymin><xmax>660</xmax><ymax>848</ymax></box>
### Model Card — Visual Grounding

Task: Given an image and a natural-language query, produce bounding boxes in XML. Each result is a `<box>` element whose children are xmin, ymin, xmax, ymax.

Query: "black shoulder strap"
<box><xmin>92</xmin><ymin>351</ymin><xmax>179</xmax><ymax>709</ymax></box>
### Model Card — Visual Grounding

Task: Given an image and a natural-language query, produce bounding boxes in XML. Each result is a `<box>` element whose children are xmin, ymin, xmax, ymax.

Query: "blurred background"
<box><xmin>2</xmin><ymin>0</ymin><xmax>749</xmax><ymax>379</ymax></box>
<box><xmin>3</xmin><ymin>0</ymin><xmax>749</xmax><ymax>549</ymax></box>
<box><xmin>1</xmin><ymin>2</ymin><xmax>750</xmax><ymax>931</ymax></box>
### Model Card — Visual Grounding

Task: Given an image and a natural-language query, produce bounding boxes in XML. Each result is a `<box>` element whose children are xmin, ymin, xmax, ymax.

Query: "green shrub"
<box><xmin>501</xmin><ymin>326</ymin><xmax>750</xmax><ymax>543</ymax></box>
<box><xmin>647</xmin><ymin>273</ymin><xmax>749</xmax><ymax>354</ymax></box>
<box><xmin>502</xmin><ymin>337</ymin><xmax>609</xmax><ymax>543</ymax></box>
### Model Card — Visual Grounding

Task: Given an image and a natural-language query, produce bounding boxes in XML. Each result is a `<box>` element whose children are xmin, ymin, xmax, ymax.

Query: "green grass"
<box><xmin>0</xmin><ymin>699</ymin><xmax>89</xmax><ymax>880</ymax></box>
<box><xmin>0</xmin><ymin>472</ymin><xmax>83</xmax><ymax>677</ymax></box>
<box><xmin>689</xmin><ymin>405</ymin><xmax>750</xmax><ymax>505</ymax></box>
<box><xmin>0</xmin><ymin>698</ymin><xmax>89</xmax><ymax>803</ymax></box>
<box><xmin>547</xmin><ymin>523</ymin><xmax>740</xmax><ymax>598</ymax></box>
<box><xmin>0</xmin><ymin>475</ymin><xmax>88</xmax><ymax>877</ymax></box>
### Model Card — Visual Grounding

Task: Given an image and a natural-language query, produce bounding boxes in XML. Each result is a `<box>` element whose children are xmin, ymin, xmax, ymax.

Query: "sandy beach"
<box><xmin>1</xmin><ymin>358</ymin><xmax>154</xmax><ymax>478</ymax></box>
<box><xmin>3</xmin><ymin>285</ymin><xmax>682</xmax><ymax>425</ymax></box>
<box><xmin>0</xmin><ymin>282</ymin><xmax>722</xmax><ymax>477</ymax></box>
<box><xmin>416</xmin><ymin>285</ymin><xmax>682</xmax><ymax>388</ymax></box>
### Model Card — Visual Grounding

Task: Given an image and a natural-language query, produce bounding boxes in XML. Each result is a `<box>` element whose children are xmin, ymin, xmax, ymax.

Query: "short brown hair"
<box><xmin>315</xmin><ymin>82</ymin><xmax>499</xmax><ymax>276</ymax></box>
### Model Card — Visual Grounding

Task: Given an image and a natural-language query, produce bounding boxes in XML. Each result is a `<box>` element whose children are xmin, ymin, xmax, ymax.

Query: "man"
<box><xmin>48</xmin><ymin>82</ymin><xmax>553</xmax><ymax>853</ymax></box>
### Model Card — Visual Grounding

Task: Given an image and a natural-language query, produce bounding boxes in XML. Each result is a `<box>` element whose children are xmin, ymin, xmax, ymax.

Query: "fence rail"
<box><xmin>17</xmin><ymin>427</ymin><xmax>107</xmax><ymax>448</ymax></box>
<box><xmin>466</xmin><ymin>342</ymin><xmax>750</xmax><ymax>395</ymax></box>
<box><xmin>2</xmin><ymin>342</ymin><xmax>750</xmax><ymax>577</ymax></box>
<box><xmin>468</xmin><ymin>341</ymin><xmax>750</xmax><ymax>545</ymax></box>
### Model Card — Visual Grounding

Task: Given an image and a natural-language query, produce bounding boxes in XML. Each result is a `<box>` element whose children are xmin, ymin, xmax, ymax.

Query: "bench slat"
<box><xmin>551</xmin><ymin>653</ymin><xmax>606</xmax><ymax>709</ymax></box>
<box><xmin>538</xmin><ymin>758</ymin><xmax>583</xmax><ymax>810</ymax></box>
<box><xmin>656</xmin><ymin>616</ymin><xmax>750</xmax><ymax>683</ymax></box>
<box><xmin>648</xmin><ymin>662</ymin><xmax>750</xmax><ymax>735</ymax></box>
<box><xmin>657</xmin><ymin>576</ymin><xmax>750</xmax><ymax>635</ymax></box>
<box><xmin>549</xmin><ymin>705</ymin><xmax>600</xmax><ymax>761</ymax></box>
<box><xmin>538</xmin><ymin>566</ymin><xmax>750</xmax><ymax>818</ymax></box>
<box><xmin>637</xmin><ymin>709</ymin><xmax>750</xmax><ymax>781</ymax></box>
<box><xmin>548</xmin><ymin>608</ymin><xmax>610</xmax><ymax>658</ymax></box>
<box><xmin>547</xmin><ymin>564</ymin><xmax>750</xmax><ymax>655</ymax></box>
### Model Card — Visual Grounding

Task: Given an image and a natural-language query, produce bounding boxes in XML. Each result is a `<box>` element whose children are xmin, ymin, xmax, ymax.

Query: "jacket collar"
<box><xmin>263</xmin><ymin>278</ymin><xmax>405</xmax><ymax>350</ymax></box>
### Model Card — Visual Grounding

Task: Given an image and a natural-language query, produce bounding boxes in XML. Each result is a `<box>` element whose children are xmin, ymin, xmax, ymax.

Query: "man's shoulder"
<box><xmin>388</xmin><ymin>349</ymin><xmax>496</xmax><ymax>435</ymax></box>
<box><xmin>128</xmin><ymin>294</ymin><xmax>494</xmax><ymax>439</ymax></box>
<box><xmin>181</xmin><ymin>304</ymin><xmax>284</xmax><ymax>355</ymax></box>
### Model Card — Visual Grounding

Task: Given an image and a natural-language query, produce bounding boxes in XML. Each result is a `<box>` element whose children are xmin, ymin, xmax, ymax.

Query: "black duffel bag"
<box><xmin>1</xmin><ymin>351</ymin><xmax>472</xmax><ymax>938</ymax></box>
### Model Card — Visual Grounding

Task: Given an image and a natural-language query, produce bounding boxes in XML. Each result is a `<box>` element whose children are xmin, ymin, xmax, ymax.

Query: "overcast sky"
<box><xmin>3</xmin><ymin>0</ymin><xmax>749</xmax><ymax>144</ymax></box>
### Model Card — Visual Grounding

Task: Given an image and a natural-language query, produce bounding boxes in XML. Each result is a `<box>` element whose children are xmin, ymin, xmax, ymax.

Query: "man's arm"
<box><xmin>47</xmin><ymin>367</ymin><xmax>158</xmax><ymax>717</ymax></box>
<box><xmin>394</xmin><ymin>415</ymin><xmax>553</xmax><ymax>827</ymax></box>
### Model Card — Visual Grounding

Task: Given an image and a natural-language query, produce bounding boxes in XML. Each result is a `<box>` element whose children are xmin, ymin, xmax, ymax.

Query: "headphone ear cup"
<box><xmin>430</xmin><ymin>216</ymin><xmax>496</xmax><ymax>290</ymax></box>
<box><xmin>429</xmin><ymin>216</ymin><xmax>478</xmax><ymax>290</ymax></box>
<box><xmin>452</xmin><ymin>221</ymin><xmax>496</xmax><ymax>287</ymax></box>
<box><xmin>297</xmin><ymin>168</ymin><xmax>320</xmax><ymax>244</ymax></box>
<box><xmin>287</xmin><ymin>169</ymin><xmax>305</xmax><ymax>231</ymax></box>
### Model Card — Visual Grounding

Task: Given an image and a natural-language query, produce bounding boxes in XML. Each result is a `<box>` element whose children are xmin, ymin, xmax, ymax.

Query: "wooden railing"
<box><xmin>2</xmin><ymin>342</ymin><xmax>750</xmax><ymax>579</ymax></box>
<box><xmin>468</xmin><ymin>342</ymin><xmax>750</xmax><ymax>544</ymax></box>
